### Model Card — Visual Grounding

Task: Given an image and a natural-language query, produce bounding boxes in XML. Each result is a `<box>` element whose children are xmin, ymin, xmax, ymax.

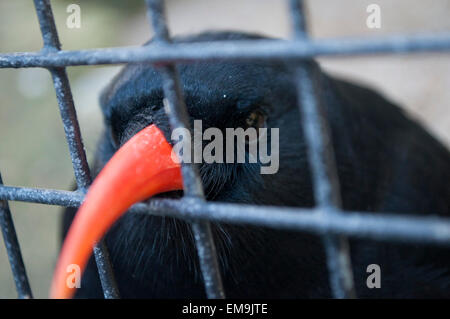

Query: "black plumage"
<box><xmin>63</xmin><ymin>32</ymin><xmax>450</xmax><ymax>298</ymax></box>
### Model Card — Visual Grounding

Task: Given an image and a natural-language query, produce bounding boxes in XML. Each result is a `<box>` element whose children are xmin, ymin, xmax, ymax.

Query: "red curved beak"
<box><xmin>50</xmin><ymin>124</ymin><xmax>183</xmax><ymax>299</ymax></box>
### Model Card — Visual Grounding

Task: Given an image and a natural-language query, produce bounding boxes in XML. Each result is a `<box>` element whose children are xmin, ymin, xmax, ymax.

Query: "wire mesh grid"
<box><xmin>1</xmin><ymin>0</ymin><xmax>450</xmax><ymax>299</ymax></box>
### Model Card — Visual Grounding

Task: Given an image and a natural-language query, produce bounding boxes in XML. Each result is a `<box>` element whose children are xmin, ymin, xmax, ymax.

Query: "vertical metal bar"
<box><xmin>0</xmin><ymin>174</ymin><xmax>33</xmax><ymax>298</ymax></box>
<box><xmin>33</xmin><ymin>0</ymin><xmax>88</xmax><ymax>189</ymax></box>
<box><xmin>289</xmin><ymin>0</ymin><xmax>308</xmax><ymax>38</ymax></box>
<box><xmin>33</xmin><ymin>0</ymin><xmax>119</xmax><ymax>299</ymax></box>
<box><xmin>288</xmin><ymin>0</ymin><xmax>356</xmax><ymax>298</ymax></box>
<box><xmin>145</xmin><ymin>0</ymin><xmax>225</xmax><ymax>299</ymax></box>
<box><xmin>93</xmin><ymin>241</ymin><xmax>120</xmax><ymax>298</ymax></box>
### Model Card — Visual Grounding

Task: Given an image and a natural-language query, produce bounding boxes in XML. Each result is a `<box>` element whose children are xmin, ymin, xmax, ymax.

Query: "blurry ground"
<box><xmin>0</xmin><ymin>0</ymin><xmax>449</xmax><ymax>298</ymax></box>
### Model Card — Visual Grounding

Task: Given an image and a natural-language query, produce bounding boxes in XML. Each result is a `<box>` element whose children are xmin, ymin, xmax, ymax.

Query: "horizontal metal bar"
<box><xmin>1</xmin><ymin>185</ymin><xmax>450</xmax><ymax>246</ymax></box>
<box><xmin>135</xmin><ymin>200</ymin><xmax>450</xmax><ymax>246</ymax></box>
<box><xmin>0</xmin><ymin>185</ymin><xmax>82</xmax><ymax>208</ymax></box>
<box><xmin>1</xmin><ymin>33</ymin><xmax>450</xmax><ymax>69</ymax></box>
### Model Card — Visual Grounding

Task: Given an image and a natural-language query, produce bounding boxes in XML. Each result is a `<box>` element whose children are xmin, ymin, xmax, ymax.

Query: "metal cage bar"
<box><xmin>0</xmin><ymin>174</ymin><xmax>32</xmax><ymax>298</ymax></box>
<box><xmin>2</xmin><ymin>185</ymin><xmax>450</xmax><ymax>245</ymax></box>
<box><xmin>0</xmin><ymin>0</ymin><xmax>449</xmax><ymax>299</ymax></box>
<box><xmin>32</xmin><ymin>0</ymin><xmax>119</xmax><ymax>299</ymax></box>
<box><xmin>289</xmin><ymin>0</ymin><xmax>356</xmax><ymax>298</ymax></box>
<box><xmin>145</xmin><ymin>0</ymin><xmax>225</xmax><ymax>299</ymax></box>
<box><xmin>2</xmin><ymin>33</ymin><xmax>450</xmax><ymax>69</ymax></box>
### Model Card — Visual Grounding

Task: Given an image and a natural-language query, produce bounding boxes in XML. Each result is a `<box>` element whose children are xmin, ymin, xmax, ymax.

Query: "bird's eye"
<box><xmin>244</xmin><ymin>109</ymin><xmax>266</xmax><ymax>130</ymax></box>
<box><xmin>243</xmin><ymin>109</ymin><xmax>266</xmax><ymax>144</ymax></box>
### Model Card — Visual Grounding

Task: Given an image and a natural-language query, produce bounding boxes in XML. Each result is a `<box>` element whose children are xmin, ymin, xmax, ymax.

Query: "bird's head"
<box><xmin>50</xmin><ymin>32</ymin><xmax>314</xmax><ymax>298</ymax></box>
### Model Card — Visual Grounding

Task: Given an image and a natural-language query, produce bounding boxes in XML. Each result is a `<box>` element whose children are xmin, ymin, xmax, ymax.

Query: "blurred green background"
<box><xmin>0</xmin><ymin>0</ymin><xmax>449</xmax><ymax>298</ymax></box>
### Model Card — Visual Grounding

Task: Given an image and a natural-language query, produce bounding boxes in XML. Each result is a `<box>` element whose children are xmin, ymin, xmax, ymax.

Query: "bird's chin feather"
<box><xmin>104</xmin><ymin>201</ymin><xmax>273</xmax><ymax>294</ymax></box>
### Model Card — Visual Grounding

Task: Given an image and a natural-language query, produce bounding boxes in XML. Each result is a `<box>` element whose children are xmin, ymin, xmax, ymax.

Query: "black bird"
<box><xmin>58</xmin><ymin>32</ymin><xmax>450</xmax><ymax>298</ymax></box>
